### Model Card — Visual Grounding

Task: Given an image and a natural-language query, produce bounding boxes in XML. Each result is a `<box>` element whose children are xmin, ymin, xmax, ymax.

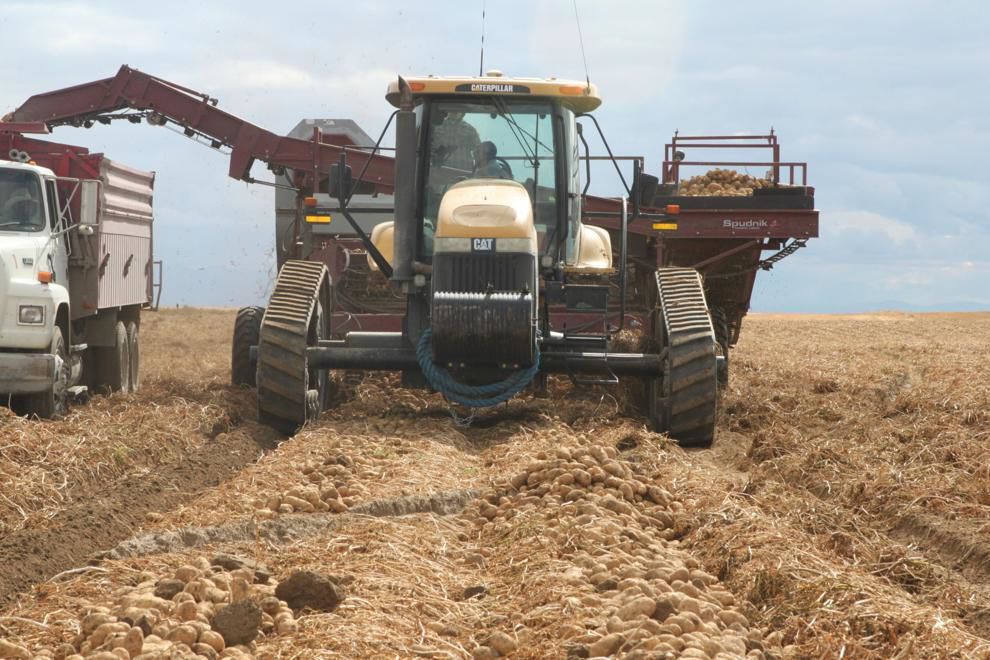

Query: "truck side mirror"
<box><xmin>328</xmin><ymin>163</ymin><xmax>353</xmax><ymax>200</ymax></box>
<box><xmin>79</xmin><ymin>180</ymin><xmax>100</xmax><ymax>225</ymax></box>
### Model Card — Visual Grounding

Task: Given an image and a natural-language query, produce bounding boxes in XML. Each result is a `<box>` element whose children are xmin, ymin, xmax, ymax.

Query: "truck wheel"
<box><xmin>17</xmin><ymin>327</ymin><xmax>70</xmax><ymax>419</ymax></box>
<box><xmin>126</xmin><ymin>321</ymin><xmax>140</xmax><ymax>393</ymax></box>
<box><xmin>96</xmin><ymin>321</ymin><xmax>131</xmax><ymax>393</ymax></box>
<box><xmin>231</xmin><ymin>306</ymin><xmax>265</xmax><ymax>386</ymax></box>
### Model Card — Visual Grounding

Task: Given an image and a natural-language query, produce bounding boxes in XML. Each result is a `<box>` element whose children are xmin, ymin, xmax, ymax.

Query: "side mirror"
<box><xmin>79</xmin><ymin>180</ymin><xmax>100</xmax><ymax>225</ymax></box>
<box><xmin>328</xmin><ymin>163</ymin><xmax>353</xmax><ymax>200</ymax></box>
<box><xmin>632</xmin><ymin>171</ymin><xmax>659</xmax><ymax>208</ymax></box>
<box><xmin>77</xmin><ymin>225</ymin><xmax>95</xmax><ymax>236</ymax></box>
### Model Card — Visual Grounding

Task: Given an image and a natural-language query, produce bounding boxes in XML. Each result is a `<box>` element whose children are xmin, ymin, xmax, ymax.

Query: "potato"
<box><xmin>176</xmin><ymin>600</ymin><xmax>198</xmax><ymax>621</ymax></box>
<box><xmin>166</xmin><ymin>624</ymin><xmax>199</xmax><ymax>647</ymax></box>
<box><xmin>90</xmin><ymin>622</ymin><xmax>129</xmax><ymax>648</ymax></box>
<box><xmin>173</xmin><ymin>566</ymin><xmax>201</xmax><ymax>584</ymax></box>
<box><xmin>192</xmin><ymin>643</ymin><xmax>219</xmax><ymax>660</ymax></box>
<box><xmin>121</xmin><ymin>627</ymin><xmax>144</xmax><ymax>657</ymax></box>
<box><xmin>198</xmin><ymin>630</ymin><xmax>225</xmax><ymax>653</ymax></box>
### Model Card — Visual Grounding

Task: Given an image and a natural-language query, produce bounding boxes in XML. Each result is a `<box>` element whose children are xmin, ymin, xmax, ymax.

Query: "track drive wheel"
<box><xmin>231</xmin><ymin>305</ymin><xmax>265</xmax><ymax>386</ymax></box>
<box><xmin>256</xmin><ymin>261</ymin><xmax>332</xmax><ymax>435</ymax></box>
<box><xmin>711</xmin><ymin>306</ymin><xmax>730</xmax><ymax>387</ymax></box>
<box><xmin>648</xmin><ymin>268</ymin><xmax>718</xmax><ymax>447</ymax></box>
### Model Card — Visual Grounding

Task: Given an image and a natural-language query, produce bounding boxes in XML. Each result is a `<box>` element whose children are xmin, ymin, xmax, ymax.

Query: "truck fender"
<box><xmin>47</xmin><ymin>283</ymin><xmax>71</xmax><ymax>336</ymax></box>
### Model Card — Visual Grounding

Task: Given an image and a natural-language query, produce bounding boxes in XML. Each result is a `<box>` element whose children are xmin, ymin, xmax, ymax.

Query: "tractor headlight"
<box><xmin>18</xmin><ymin>305</ymin><xmax>45</xmax><ymax>325</ymax></box>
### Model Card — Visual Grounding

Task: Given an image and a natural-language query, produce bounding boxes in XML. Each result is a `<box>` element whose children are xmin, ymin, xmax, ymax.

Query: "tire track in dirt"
<box><xmin>0</xmin><ymin>422</ymin><xmax>279</xmax><ymax>604</ymax></box>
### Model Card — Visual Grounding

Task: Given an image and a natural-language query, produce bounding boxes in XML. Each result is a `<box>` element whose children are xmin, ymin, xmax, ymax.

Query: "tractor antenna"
<box><xmin>479</xmin><ymin>0</ymin><xmax>487</xmax><ymax>76</ymax></box>
<box><xmin>573</xmin><ymin>0</ymin><xmax>591</xmax><ymax>88</ymax></box>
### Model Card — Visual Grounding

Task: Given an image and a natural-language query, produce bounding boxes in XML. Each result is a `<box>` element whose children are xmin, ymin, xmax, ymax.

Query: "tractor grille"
<box><xmin>432</xmin><ymin>252</ymin><xmax>535</xmax><ymax>294</ymax></box>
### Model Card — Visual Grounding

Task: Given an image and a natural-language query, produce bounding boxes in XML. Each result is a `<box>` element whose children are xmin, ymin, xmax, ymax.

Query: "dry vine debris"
<box><xmin>0</xmin><ymin>309</ymin><xmax>988</xmax><ymax>659</ymax></box>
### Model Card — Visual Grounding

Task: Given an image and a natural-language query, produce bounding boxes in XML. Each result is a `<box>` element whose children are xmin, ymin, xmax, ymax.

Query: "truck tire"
<box><xmin>95</xmin><ymin>321</ymin><xmax>131</xmax><ymax>393</ymax></box>
<box><xmin>126</xmin><ymin>321</ymin><xmax>140</xmax><ymax>393</ymax></box>
<box><xmin>231</xmin><ymin>306</ymin><xmax>264</xmax><ymax>387</ymax></box>
<box><xmin>15</xmin><ymin>327</ymin><xmax>70</xmax><ymax>419</ymax></box>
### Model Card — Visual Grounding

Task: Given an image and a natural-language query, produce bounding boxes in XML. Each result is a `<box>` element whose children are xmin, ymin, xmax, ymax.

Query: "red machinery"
<box><xmin>3</xmin><ymin>66</ymin><xmax>818</xmax><ymax>443</ymax></box>
<box><xmin>2</xmin><ymin>67</ymin><xmax>817</xmax><ymax>346</ymax></box>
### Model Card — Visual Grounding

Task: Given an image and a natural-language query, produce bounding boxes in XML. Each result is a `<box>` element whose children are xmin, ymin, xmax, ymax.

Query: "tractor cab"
<box><xmin>380</xmin><ymin>72</ymin><xmax>612</xmax><ymax>276</ymax></box>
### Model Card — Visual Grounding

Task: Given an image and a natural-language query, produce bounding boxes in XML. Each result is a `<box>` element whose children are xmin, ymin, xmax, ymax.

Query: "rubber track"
<box><xmin>256</xmin><ymin>260</ymin><xmax>328</xmax><ymax>434</ymax></box>
<box><xmin>656</xmin><ymin>268</ymin><xmax>718</xmax><ymax>447</ymax></box>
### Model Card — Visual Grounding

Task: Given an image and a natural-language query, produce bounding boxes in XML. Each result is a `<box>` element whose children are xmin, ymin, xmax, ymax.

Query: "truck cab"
<box><xmin>0</xmin><ymin>159</ymin><xmax>72</xmax><ymax>415</ymax></box>
<box><xmin>0</xmin><ymin>144</ymin><xmax>155</xmax><ymax>419</ymax></box>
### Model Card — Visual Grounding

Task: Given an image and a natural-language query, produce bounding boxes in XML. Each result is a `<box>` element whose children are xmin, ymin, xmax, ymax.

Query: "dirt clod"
<box><xmin>211</xmin><ymin>599</ymin><xmax>263</xmax><ymax>646</ymax></box>
<box><xmin>153</xmin><ymin>577</ymin><xmax>185</xmax><ymax>600</ymax></box>
<box><xmin>462</xmin><ymin>585</ymin><xmax>488</xmax><ymax>600</ymax></box>
<box><xmin>211</xmin><ymin>554</ymin><xmax>270</xmax><ymax>584</ymax></box>
<box><xmin>274</xmin><ymin>571</ymin><xmax>344</xmax><ymax>612</ymax></box>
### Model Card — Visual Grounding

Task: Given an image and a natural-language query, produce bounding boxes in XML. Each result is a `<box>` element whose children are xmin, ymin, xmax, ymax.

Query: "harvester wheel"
<box><xmin>231</xmin><ymin>305</ymin><xmax>265</xmax><ymax>386</ymax></box>
<box><xmin>649</xmin><ymin>268</ymin><xmax>718</xmax><ymax>447</ymax></box>
<box><xmin>711</xmin><ymin>307</ymin><xmax>730</xmax><ymax>387</ymax></box>
<box><xmin>255</xmin><ymin>261</ymin><xmax>332</xmax><ymax>435</ymax></box>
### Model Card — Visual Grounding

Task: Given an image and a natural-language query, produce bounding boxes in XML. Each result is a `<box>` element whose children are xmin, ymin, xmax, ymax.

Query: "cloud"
<box><xmin>825</xmin><ymin>210</ymin><xmax>919</xmax><ymax>244</ymax></box>
<box><xmin>4</xmin><ymin>2</ymin><xmax>161</xmax><ymax>54</ymax></box>
<box><xmin>170</xmin><ymin>60</ymin><xmax>395</xmax><ymax>95</ymax></box>
<box><xmin>529</xmin><ymin>0</ymin><xmax>684</xmax><ymax>107</ymax></box>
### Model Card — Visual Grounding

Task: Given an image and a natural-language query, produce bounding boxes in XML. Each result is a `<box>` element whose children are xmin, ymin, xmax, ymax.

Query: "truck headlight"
<box><xmin>18</xmin><ymin>305</ymin><xmax>45</xmax><ymax>325</ymax></box>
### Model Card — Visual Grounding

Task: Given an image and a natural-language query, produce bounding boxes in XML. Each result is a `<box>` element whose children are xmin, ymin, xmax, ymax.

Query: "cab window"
<box><xmin>0</xmin><ymin>169</ymin><xmax>45</xmax><ymax>232</ymax></box>
<box><xmin>421</xmin><ymin>99</ymin><xmax>560</xmax><ymax>256</ymax></box>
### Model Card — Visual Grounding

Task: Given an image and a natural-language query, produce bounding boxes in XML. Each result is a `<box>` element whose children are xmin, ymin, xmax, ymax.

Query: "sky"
<box><xmin>1</xmin><ymin>0</ymin><xmax>988</xmax><ymax>312</ymax></box>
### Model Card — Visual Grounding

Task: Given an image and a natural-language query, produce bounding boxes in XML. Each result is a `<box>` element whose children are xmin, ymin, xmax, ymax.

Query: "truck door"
<box><xmin>43</xmin><ymin>178</ymin><xmax>69</xmax><ymax>287</ymax></box>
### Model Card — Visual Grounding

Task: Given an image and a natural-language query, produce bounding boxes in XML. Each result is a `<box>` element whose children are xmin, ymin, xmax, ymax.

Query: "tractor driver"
<box><xmin>473</xmin><ymin>141</ymin><xmax>512</xmax><ymax>179</ymax></box>
<box><xmin>431</xmin><ymin>110</ymin><xmax>480</xmax><ymax>173</ymax></box>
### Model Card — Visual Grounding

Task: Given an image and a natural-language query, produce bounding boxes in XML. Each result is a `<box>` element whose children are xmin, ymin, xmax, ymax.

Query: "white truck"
<box><xmin>0</xmin><ymin>131</ymin><xmax>157</xmax><ymax>418</ymax></box>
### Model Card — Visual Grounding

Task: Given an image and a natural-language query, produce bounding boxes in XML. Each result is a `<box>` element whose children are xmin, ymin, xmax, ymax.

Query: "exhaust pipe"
<box><xmin>391</xmin><ymin>76</ymin><xmax>417</xmax><ymax>289</ymax></box>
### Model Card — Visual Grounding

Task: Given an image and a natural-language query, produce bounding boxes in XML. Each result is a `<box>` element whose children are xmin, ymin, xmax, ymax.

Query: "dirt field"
<box><xmin>0</xmin><ymin>309</ymin><xmax>987</xmax><ymax>659</ymax></box>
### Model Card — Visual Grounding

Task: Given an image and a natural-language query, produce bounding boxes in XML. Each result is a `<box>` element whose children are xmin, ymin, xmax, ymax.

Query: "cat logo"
<box><xmin>472</xmin><ymin>238</ymin><xmax>495</xmax><ymax>252</ymax></box>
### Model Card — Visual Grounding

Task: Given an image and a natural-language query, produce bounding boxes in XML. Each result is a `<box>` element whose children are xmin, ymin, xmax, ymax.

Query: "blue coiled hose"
<box><xmin>415</xmin><ymin>328</ymin><xmax>540</xmax><ymax>408</ymax></box>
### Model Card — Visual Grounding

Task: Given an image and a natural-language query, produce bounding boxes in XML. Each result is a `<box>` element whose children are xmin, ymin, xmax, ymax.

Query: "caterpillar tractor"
<box><xmin>3</xmin><ymin>66</ymin><xmax>819</xmax><ymax>446</ymax></box>
<box><xmin>250</xmin><ymin>74</ymin><xmax>719</xmax><ymax>444</ymax></box>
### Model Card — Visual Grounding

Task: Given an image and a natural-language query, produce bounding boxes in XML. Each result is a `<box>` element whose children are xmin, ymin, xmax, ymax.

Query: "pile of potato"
<box><xmin>678</xmin><ymin>168</ymin><xmax>773</xmax><ymax>196</ymax></box>
<box><xmin>253</xmin><ymin>453</ymin><xmax>365</xmax><ymax>519</ymax></box>
<box><xmin>465</xmin><ymin>442</ymin><xmax>773</xmax><ymax>659</ymax></box>
<box><xmin>32</xmin><ymin>557</ymin><xmax>298</xmax><ymax>659</ymax></box>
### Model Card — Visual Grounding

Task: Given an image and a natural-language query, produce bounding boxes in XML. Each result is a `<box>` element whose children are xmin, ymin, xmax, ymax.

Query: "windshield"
<box><xmin>421</xmin><ymin>98</ymin><xmax>560</xmax><ymax>255</ymax></box>
<box><xmin>0</xmin><ymin>168</ymin><xmax>45</xmax><ymax>232</ymax></box>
